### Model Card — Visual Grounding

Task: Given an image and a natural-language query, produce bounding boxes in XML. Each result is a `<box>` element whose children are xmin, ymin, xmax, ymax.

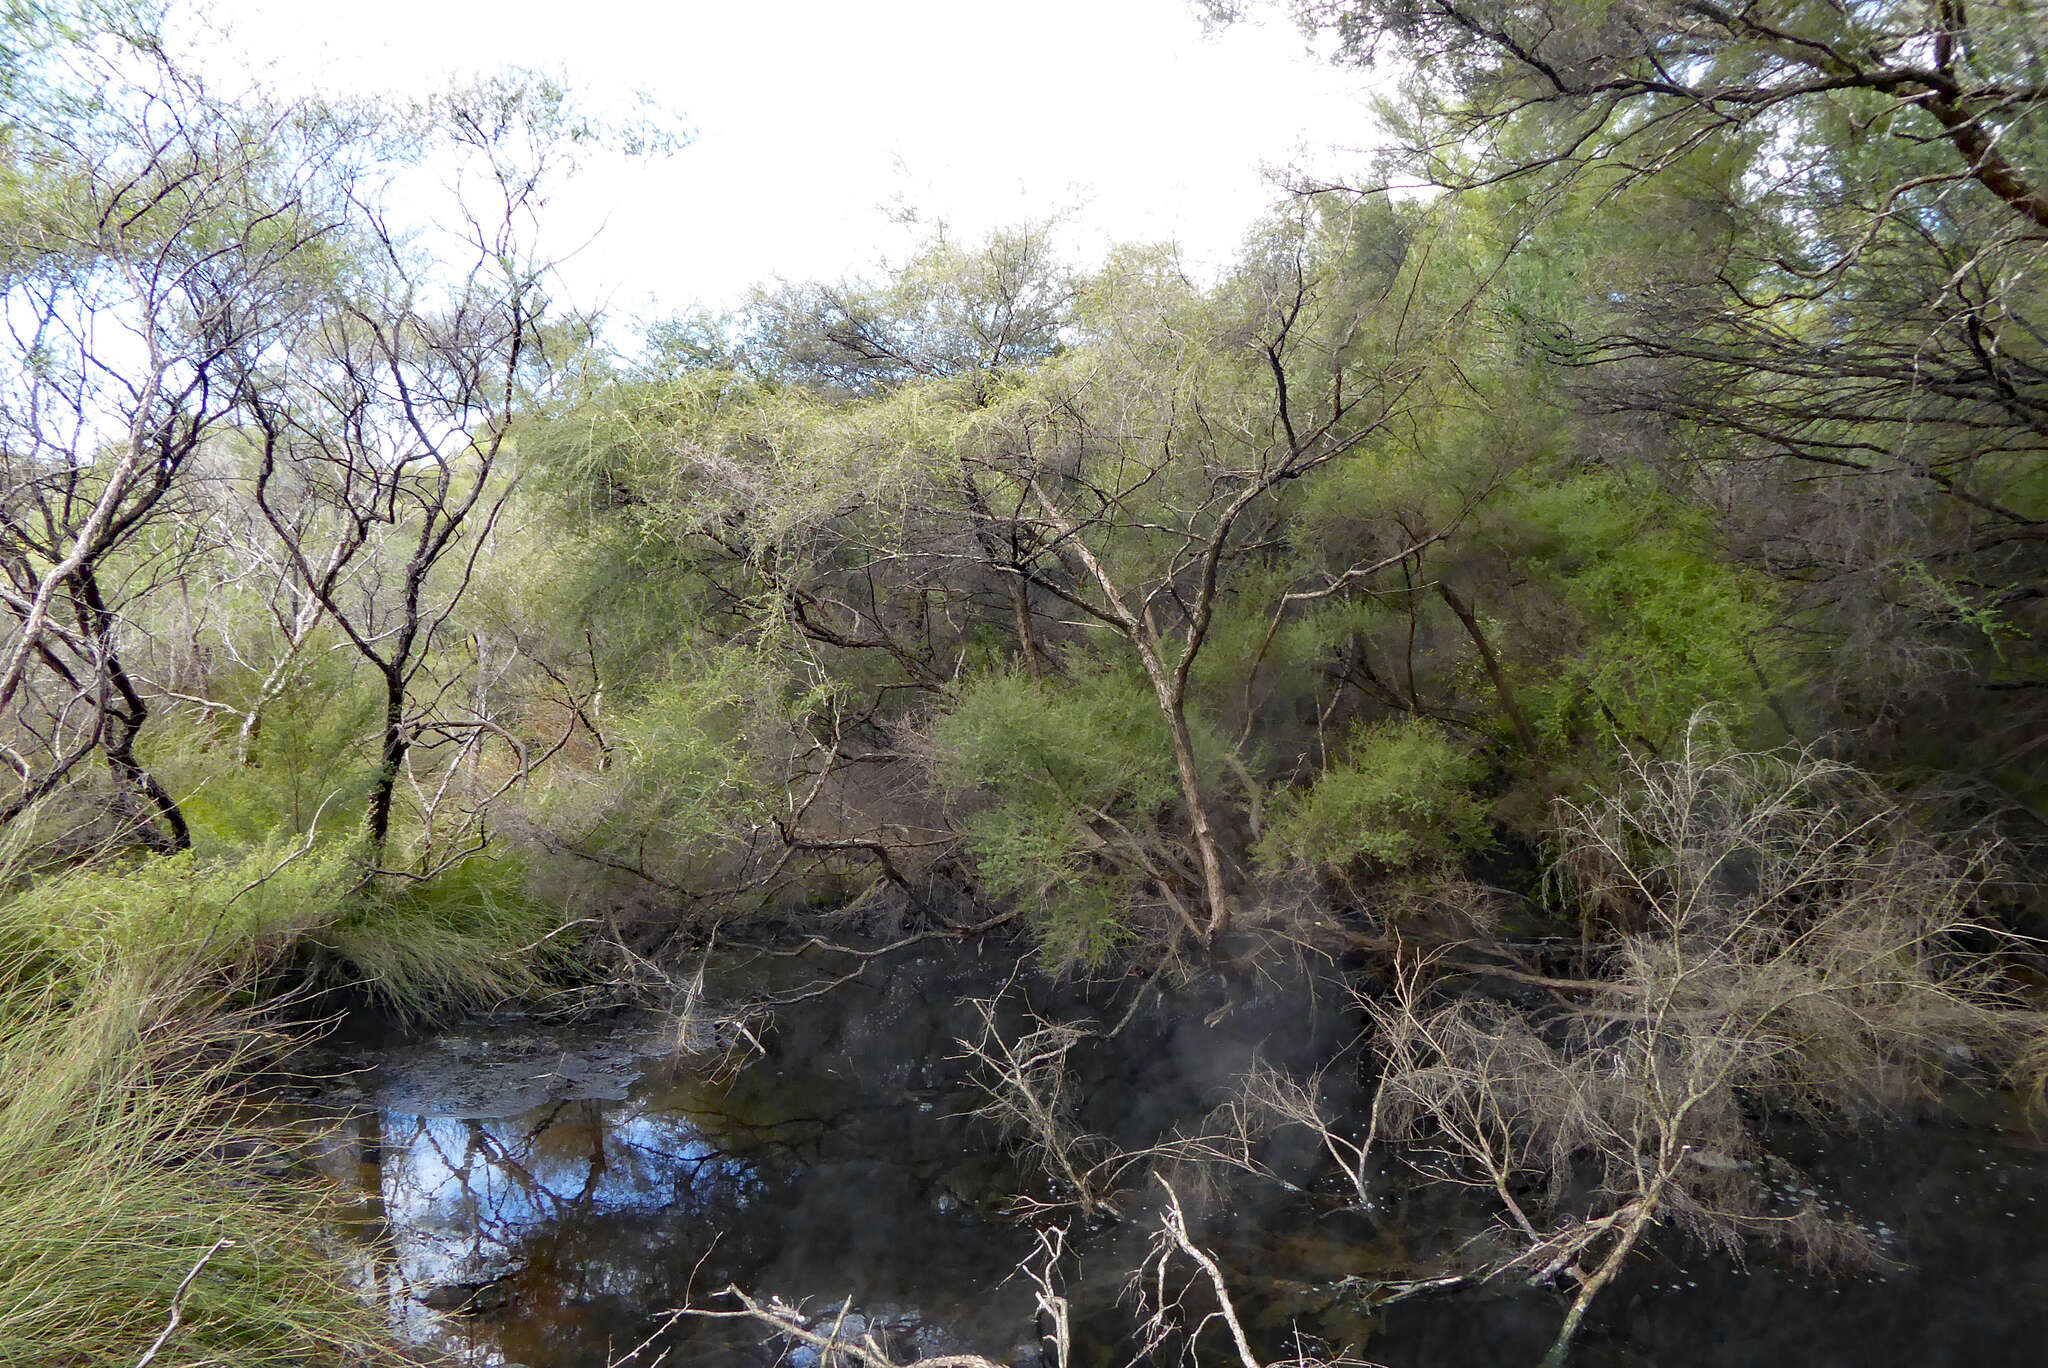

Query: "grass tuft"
<box><xmin>321</xmin><ymin>855</ymin><xmax>578</xmax><ymax>1024</ymax></box>
<box><xmin>0</xmin><ymin>958</ymin><xmax>398</xmax><ymax>1367</ymax></box>
<box><xmin>0</xmin><ymin>831</ymin><xmax>584</xmax><ymax>1364</ymax></box>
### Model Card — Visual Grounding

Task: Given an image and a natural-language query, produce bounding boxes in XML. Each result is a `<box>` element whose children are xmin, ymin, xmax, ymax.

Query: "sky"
<box><xmin>197</xmin><ymin>0</ymin><xmax>1381</xmax><ymax>323</ymax></box>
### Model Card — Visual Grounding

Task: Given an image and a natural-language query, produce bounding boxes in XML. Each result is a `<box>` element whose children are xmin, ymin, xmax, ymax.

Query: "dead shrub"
<box><xmin>1296</xmin><ymin>718</ymin><xmax>2048</xmax><ymax>1364</ymax></box>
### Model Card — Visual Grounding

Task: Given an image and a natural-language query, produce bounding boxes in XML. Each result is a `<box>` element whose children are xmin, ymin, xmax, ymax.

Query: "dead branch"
<box><xmin>132</xmin><ymin>1238</ymin><xmax>234</xmax><ymax>1368</ymax></box>
<box><xmin>1139</xmin><ymin>1177</ymin><xmax>1381</xmax><ymax>1368</ymax></box>
<box><xmin>954</xmin><ymin>993</ymin><xmax>1121</xmax><ymax>1217</ymax></box>
<box><xmin>1144</xmin><ymin>1177</ymin><xmax>1262</xmax><ymax>1368</ymax></box>
<box><xmin>1350</xmin><ymin>719</ymin><xmax>2048</xmax><ymax>1363</ymax></box>
<box><xmin>684</xmin><ymin>1286</ymin><xmax>1007</xmax><ymax>1368</ymax></box>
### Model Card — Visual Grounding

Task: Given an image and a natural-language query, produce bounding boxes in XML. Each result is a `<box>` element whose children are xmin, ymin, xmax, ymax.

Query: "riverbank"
<box><xmin>0</xmin><ymin>844</ymin><xmax>588</xmax><ymax>1368</ymax></box>
<box><xmin>7</xmin><ymin>776</ymin><xmax>2044</xmax><ymax>1368</ymax></box>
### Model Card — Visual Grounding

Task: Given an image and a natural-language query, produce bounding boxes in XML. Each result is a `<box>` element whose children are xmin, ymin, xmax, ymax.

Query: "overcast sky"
<box><xmin>200</xmin><ymin>0</ymin><xmax>1380</xmax><ymax>321</ymax></box>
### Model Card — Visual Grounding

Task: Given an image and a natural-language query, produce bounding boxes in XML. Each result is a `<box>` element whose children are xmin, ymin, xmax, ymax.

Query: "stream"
<box><xmin>290</xmin><ymin>944</ymin><xmax>2048</xmax><ymax>1368</ymax></box>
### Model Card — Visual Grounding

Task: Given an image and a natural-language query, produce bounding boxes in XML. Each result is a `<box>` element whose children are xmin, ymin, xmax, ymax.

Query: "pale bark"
<box><xmin>1024</xmin><ymin>478</ymin><xmax>1234</xmax><ymax>939</ymax></box>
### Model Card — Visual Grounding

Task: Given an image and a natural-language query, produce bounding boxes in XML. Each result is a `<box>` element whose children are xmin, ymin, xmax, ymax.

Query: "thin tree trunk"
<box><xmin>1007</xmin><ymin>577</ymin><xmax>1043</xmax><ymax>680</ymax></box>
<box><xmin>1025</xmin><ymin>477</ymin><xmax>1234</xmax><ymax>940</ymax></box>
<box><xmin>0</xmin><ymin>447</ymin><xmax>139</xmax><ymax>718</ymax></box>
<box><xmin>1172</xmin><ymin>711</ymin><xmax>1232</xmax><ymax>941</ymax></box>
<box><xmin>1437</xmin><ymin>580</ymin><xmax>1551</xmax><ymax>791</ymax></box>
<box><xmin>960</xmin><ymin>466</ymin><xmax>1045</xmax><ymax>678</ymax></box>
<box><xmin>78</xmin><ymin>570</ymin><xmax>189</xmax><ymax>851</ymax></box>
<box><xmin>1141</xmin><ymin>663</ymin><xmax>1232</xmax><ymax>942</ymax></box>
<box><xmin>1542</xmin><ymin>1180</ymin><xmax>1666</xmax><ymax>1366</ymax></box>
<box><xmin>368</xmin><ymin>670</ymin><xmax>407</xmax><ymax>851</ymax></box>
<box><xmin>238</xmin><ymin>594</ymin><xmax>325</xmax><ymax>765</ymax></box>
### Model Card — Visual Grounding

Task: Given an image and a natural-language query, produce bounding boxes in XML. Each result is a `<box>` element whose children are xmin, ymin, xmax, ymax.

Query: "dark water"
<box><xmin>295</xmin><ymin>946</ymin><xmax>2048</xmax><ymax>1368</ymax></box>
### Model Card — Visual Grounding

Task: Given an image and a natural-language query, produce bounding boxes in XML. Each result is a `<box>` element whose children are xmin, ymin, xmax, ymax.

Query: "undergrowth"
<box><xmin>0</xmin><ymin>837</ymin><xmax>583</xmax><ymax>1022</ymax></box>
<box><xmin>0</xmin><ymin>827</ymin><xmax>590</xmax><ymax>1366</ymax></box>
<box><xmin>322</xmin><ymin>855</ymin><xmax>577</xmax><ymax>1024</ymax></box>
<box><xmin>0</xmin><ymin>958</ymin><xmax>400</xmax><ymax>1368</ymax></box>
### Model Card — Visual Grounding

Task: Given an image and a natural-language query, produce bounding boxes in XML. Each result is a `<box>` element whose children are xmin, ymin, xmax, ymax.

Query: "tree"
<box><xmin>530</xmin><ymin>228</ymin><xmax>1087</xmax><ymax>909</ymax></box>
<box><xmin>735</xmin><ymin>222</ymin><xmax>1073</xmax><ymax>401</ymax></box>
<box><xmin>1265</xmin><ymin>1</ymin><xmax>2047</xmax><ymax>222</ymax></box>
<box><xmin>713</xmin><ymin>224</ymin><xmax>1081</xmax><ymax>682</ymax></box>
<box><xmin>1235</xmin><ymin>0</ymin><xmax>2048</xmax><ymax>792</ymax></box>
<box><xmin>1249</xmin><ymin>0</ymin><xmax>2048</xmax><ymax>527</ymax></box>
<box><xmin>1351</xmin><ymin>724</ymin><xmax>2048</xmax><ymax>1364</ymax></box>
<box><xmin>0</xmin><ymin>10</ymin><xmax>351</xmax><ymax>846</ymax></box>
<box><xmin>952</xmin><ymin>204</ymin><xmax>1502</xmax><ymax>940</ymax></box>
<box><xmin>238</xmin><ymin>79</ymin><xmax>574</xmax><ymax>861</ymax></box>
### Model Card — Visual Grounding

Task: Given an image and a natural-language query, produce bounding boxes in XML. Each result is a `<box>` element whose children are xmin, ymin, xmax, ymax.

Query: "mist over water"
<box><xmin>293</xmin><ymin>946</ymin><xmax>2048</xmax><ymax>1368</ymax></box>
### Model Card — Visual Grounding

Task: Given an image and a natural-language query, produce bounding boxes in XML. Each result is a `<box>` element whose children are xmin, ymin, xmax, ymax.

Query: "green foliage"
<box><xmin>146</xmin><ymin>641</ymin><xmax>382</xmax><ymax>850</ymax></box>
<box><xmin>0</xmin><ymin>833</ymin><xmax>394</xmax><ymax>1364</ymax></box>
<box><xmin>737</xmin><ymin>222</ymin><xmax>1073</xmax><ymax>396</ymax></box>
<box><xmin>0</xmin><ymin>830</ymin><xmax>570</xmax><ymax>1023</ymax></box>
<box><xmin>321</xmin><ymin>855</ymin><xmax>571</xmax><ymax>1023</ymax></box>
<box><xmin>1509</xmin><ymin>472</ymin><xmax>1785</xmax><ymax>759</ymax></box>
<box><xmin>938</xmin><ymin>665</ymin><xmax>1182</xmax><ymax>813</ymax></box>
<box><xmin>0</xmin><ymin>970</ymin><xmax>396</xmax><ymax>1368</ymax></box>
<box><xmin>0</xmin><ymin>838</ymin><xmax>359</xmax><ymax>995</ymax></box>
<box><xmin>519</xmin><ymin>638</ymin><xmax>790</xmax><ymax>908</ymax></box>
<box><xmin>1896</xmin><ymin>557</ymin><xmax>2032</xmax><ymax>665</ymax></box>
<box><xmin>1185</xmin><ymin>566</ymin><xmax>1372</xmax><ymax>724</ymax></box>
<box><xmin>1258</xmin><ymin>718</ymin><xmax>1491</xmax><ymax>875</ymax></box>
<box><xmin>934</xmin><ymin>665</ymin><xmax>1187</xmax><ymax>967</ymax></box>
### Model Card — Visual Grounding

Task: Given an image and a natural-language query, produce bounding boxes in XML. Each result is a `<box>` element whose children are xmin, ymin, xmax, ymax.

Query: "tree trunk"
<box><xmin>1146</xmin><ymin>671</ymin><xmax>1232</xmax><ymax>942</ymax></box>
<box><xmin>960</xmin><ymin>466</ymin><xmax>1045</xmax><ymax>678</ymax></box>
<box><xmin>1022</xmin><ymin>476</ymin><xmax>1233</xmax><ymax>940</ymax></box>
<box><xmin>1542</xmin><ymin>1176</ymin><xmax>1669</xmax><ymax>1366</ymax></box>
<box><xmin>368</xmin><ymin>671</ymin><xmax>407</xmax><ymax>852</ymax></box>
<box><xmin>77</xmin><ymin>570</ymin><xmax>189</xmax><ymax>851</ymax></box>
<box><xmin>1437</xmin><ymin>580</ymin><xmax>1551</xmax><ymax>791</ymax></box>
<box><xmin>1007</xmin><ymin>576</ymin><xmax>1044</xmax><ymax>680</ymax></box>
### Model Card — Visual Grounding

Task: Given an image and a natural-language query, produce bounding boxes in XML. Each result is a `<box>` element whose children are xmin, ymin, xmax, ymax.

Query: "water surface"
<box><xmin>295</xmin><ymin>948</ymin><xmax>2048</xmax><ymax>1368</ymax></box>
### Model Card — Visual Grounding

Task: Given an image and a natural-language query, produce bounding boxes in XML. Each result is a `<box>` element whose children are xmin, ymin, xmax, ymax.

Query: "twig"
<box><xmin>1019</xmin><ymin>1225</ymin><xmax>1072</xmax><ymax>1368</ymax></box>
<box><xmin>133</xmin><ymin>1238</ymin><xmax>233</xmax><ymax>1368</ymax></box>
<box><xmin>1151</xmin><ymin>1176</ymin><xmax>1262</xmax><ymax>1368</ymax></box>
<box><xmin>686</xmin><ymin>1285</ymin><xmax>1007</xmax><ymax>1368</ymax></box>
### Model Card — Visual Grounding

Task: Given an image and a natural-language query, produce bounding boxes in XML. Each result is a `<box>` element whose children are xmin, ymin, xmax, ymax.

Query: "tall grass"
<box><xmin>0</xmin><ymin>836</ymin><xmax>584</xmax><ymax>1023</ymax></box>
<box><xmin>0</xmin><ymin>837</ymin><xmax>353</xmax><ymax>990</ymax></box>
<box><xmin>0</xmin><ymin>831</ymin><xmax>588</xmax><ymax>1365</ymax></box>
<box><xmin>322</xmin><ymin>855</ymin><xmax>576</xmax><ymax>1025</ymax></box>
<box><xmin>0</xmin><ymin>959</ymin><xmax>400</xmax><ymax>1368</ymax></box>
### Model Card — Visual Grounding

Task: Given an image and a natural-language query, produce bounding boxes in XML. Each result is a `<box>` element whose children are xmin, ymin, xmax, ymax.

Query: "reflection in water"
<box><xmin>372</xmin><ymin>1102</ymin><xmax>751</xmax><ymax>1292</ymax></box>
<box><xmin>309</xmin><ymin>1006</ymin><xmax>1038</xmax><ymax>1368</ymax></box>
<box><xmin>299</xmin><ymin>956</ymin><xmax>2048</xmax><ymax>1368</ymax></box>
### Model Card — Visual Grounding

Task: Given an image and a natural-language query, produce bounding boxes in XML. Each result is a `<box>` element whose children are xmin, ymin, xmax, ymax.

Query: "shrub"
<box><xmin>1353</xmin><ymin>722</ymin><xmax>2048</xmax><ymax>1364</ymax></box>
<box><xmin>321</xmin><ymin>854</ymin><xmax>574</xmax><ymax>1023</ymax></box>
<box><xmin>1257</xmin><ymin>718</ymin><xmax>1491</xmax><ymax>876</ymax></box>
<box><xmin>0</xmin><ymin>835</ymin><xmax>576</xmax><ymax>1025</ymax></box>
<box><xmin>1513</xmin><ymin>473</ymin><xmax>1786</xmax><ymax>759</ymax></box>
<box><xmin>934</xmin><ymin>664</ymin><xmax>1193</xmax><ymax>967</ymax></box>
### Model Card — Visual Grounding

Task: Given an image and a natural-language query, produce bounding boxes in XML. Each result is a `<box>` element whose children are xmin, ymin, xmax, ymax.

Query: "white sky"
<box><xmin>198</xmin><ymin>0</ymin><xmax>1381</xmax><ymax>322</ymax></box>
